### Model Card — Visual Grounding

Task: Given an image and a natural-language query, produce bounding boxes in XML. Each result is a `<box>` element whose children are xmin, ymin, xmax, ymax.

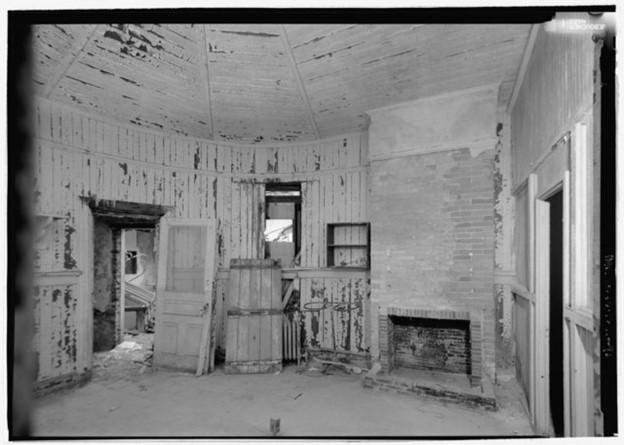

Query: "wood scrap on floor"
<box><xmin>270</xmin><ymin>418</ymin><xmax>281</xmax><ymax>436</ymax></box>
<box><xmin>297</xmin><ymin>354</ymin><xmax>368</xmax><ymax>376</ymax></box>
<box><xmin>196</xmin><ymin>229</ymin><xmax>219</xmax><ymax>377</ymax></box>
<box><xmin>313</xmin><ymin>358</ymin><xmax>365</xmax><ymax>375</ymax></box>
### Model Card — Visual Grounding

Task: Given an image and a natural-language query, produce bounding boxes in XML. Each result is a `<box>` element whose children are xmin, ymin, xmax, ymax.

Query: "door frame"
<box><xmin>85</xmin><ymin>198</ymin><xmax>167</xmax><ymax>365</ymax></box>
<box><xmin>534</xmin><ymin>181</ymin><xmax>566</xmax><ymax>435</ymax></box>
<box><xmin>529</xmin><ymin>121</ymin><xmax>594</xmax><ymax>437</ymax></box>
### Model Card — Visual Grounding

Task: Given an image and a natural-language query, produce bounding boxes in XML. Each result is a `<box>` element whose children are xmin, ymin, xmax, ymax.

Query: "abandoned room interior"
<box><xmin>11</xmin><ymin>9</ymin><xmax>618</xmax><ymax>438</ymax></box>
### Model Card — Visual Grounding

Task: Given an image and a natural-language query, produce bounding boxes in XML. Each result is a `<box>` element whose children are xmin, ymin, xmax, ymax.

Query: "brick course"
<box><xmin>370</xmin><ymin>147</ymin><xmax>496</xmax><ymax>377</ymax></box>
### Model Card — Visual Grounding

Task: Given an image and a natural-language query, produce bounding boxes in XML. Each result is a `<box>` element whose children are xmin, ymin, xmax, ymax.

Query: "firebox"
<box><xmin>390</xmin><ymin>316</ymin><xmax>471</xmax><ymax>374</ymax></box>
<box><xmin>379</xmin><ymin>307</ymin><xmax>482</xmax><ymax>386</ymax></box>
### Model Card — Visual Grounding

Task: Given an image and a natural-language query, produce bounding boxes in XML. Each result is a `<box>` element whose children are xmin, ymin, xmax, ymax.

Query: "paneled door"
<box><xmin>534</xmin><ymin>198</ymin><xmax>551</xmax><ymax>435</ymax></box>
<box><xmin>154</xmin><ymin>218</ymin><xmax>216</xmax><ymax>371</ymax></box>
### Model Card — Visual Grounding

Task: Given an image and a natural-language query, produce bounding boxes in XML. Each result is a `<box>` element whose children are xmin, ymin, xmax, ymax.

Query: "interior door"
<box><xmin>534</xmin><ymin>198</ymin><xmax>551</xmax><ymax>435</ymax></box>
<box><xmin>154</xmin><ymin>218</ymin><xmax>216</xmax><ymax>371</ymax></box>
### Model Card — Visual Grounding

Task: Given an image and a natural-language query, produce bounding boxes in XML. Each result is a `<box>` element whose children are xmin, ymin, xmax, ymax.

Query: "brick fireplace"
<box><xmin>379</xmin><ymin>307</ymin><xmax>482</xmax><ymax>386</ymax></box>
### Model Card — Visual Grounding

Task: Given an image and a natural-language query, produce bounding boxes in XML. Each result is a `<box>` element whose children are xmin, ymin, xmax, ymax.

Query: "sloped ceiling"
<box><xmin>32</xmin><ymin>23</ymin><xmax>531</xmax><ymax>143</ymax></box>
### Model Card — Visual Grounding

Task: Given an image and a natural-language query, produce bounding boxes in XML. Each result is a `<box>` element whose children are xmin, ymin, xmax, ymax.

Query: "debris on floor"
<box><xmin>92</xmin><ymin>333</ymin><xmax>154</xmax><ymax>382</ymax></box>
<box><xmin>309</xmin><ymin>357</ymin><xmax>365</xmax><ymax>375</ymax></box>
<box><xmin>270</xmin><ymin>418</ymin><xmax>281</xmax><ymax>436</ymax></box>
<box><xmin>368</xmin><ymin>362</ymin><xmax>382</xmax><ymax>376</ymax></box>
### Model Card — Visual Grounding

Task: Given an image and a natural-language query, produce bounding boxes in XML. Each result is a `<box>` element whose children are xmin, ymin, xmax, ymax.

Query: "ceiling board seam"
<box><xmin>280</xmin><ymin>25</ymin><xmax>321</xmax><ymax>140</ymax></box>
<box><xmin>200</xmin><ymin>24</ymin><xmax>215</xmax><ymax>139</ymax></box>
<box><xmin>42</xmin><ymin>24</ymin><xmax>101</xmax><ymax>99</ymax></box>
<box><xmin>507</xmin><ymin>24</ymin><xmax>540</xmax><ymax>114</ymax></box>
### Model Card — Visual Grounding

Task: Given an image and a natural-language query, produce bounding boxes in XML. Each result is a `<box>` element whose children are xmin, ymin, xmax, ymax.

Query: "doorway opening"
<box><xmin>547</xmin><ymin>190</ymin><xmax>564</xmax><ymax>437</ymax></box>
<box><xmin>88</xmin><ymin>199</ymin><xmax>166</xmax><ymax>380</ymax></box>
<box><xmin>264</xmin><ymin>182</ymin><xmax>301</xmax><ymax>268</ymax></box>
<box><xmin>264</xmin><ymin>182</ymin><xmax>302</xmax><ymax>364</ymax></box>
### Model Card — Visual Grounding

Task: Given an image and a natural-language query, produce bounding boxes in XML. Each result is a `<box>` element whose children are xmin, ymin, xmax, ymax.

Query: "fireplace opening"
<box><xmin>388</xmin><ymin>316</ymin><xmax>471</xmax><ymax>375</ymax></box>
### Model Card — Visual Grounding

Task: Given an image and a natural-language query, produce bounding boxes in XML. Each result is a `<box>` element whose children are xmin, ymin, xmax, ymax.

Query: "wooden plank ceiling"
<box><xmin>32</xmin><ymin>23</ymin><xmax>531</xmax><ymax>143</ymax></box>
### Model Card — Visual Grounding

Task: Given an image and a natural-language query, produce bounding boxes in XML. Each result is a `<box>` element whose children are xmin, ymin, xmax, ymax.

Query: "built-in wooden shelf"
<box><xmin>327</xmin><ymin>222</ymin><xmax>370</xmax><ymax>269</ymax></box>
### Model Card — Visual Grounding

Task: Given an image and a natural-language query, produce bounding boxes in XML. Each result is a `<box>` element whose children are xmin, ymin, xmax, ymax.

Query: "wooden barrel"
<box><xmin>224</xmin><ymin>259</ymin><xmax>282</xmax><ymax>374</ymax></box>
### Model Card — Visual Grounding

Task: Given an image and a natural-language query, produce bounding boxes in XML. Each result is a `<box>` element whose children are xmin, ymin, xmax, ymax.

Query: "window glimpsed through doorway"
<box><xmin>125</xmin><ymin>250</ymin><xmax>138</xmax><ymax>275</ymax></box>
<box><xmin>264</xmin><ymin>182</ymin><xmax>301</xmax><ymax>268</ymax></box>
<box><xmin>122</xmin><ymin>229</ymin><xmax>156</xmax><ymax>334</ymax></box>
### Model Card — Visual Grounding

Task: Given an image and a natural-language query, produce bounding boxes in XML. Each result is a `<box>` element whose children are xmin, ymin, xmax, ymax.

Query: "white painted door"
<box><xmin>534</xmin><ymin>198</ymin><xmax>551</xmax><ymax>435</ymax></box>
<box><xmin>153</xmin><ymin>218</ymin><xmax>216</xmax><ymax>371</ymax></box>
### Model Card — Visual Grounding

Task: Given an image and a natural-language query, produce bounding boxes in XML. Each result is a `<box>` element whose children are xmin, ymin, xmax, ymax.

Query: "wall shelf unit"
<box><xmin>326</xmin><ymin>222</ymin><xmax>370</xmax><ymax>269</ymax></box>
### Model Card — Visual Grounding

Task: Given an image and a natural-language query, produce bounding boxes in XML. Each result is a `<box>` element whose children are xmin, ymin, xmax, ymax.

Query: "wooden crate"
<box><xmin>225</xmin><ymin>259</ymin><xmax>283</xmax><ymax>374</ymax></box>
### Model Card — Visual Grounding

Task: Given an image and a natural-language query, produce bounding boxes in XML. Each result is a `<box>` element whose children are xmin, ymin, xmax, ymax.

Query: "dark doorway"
<box><xmin>547</xmin><ymin>190</ymin><xmax>564</xmax><ymax>437</ymax></box>
<box><xmin>599</xmin><ymin>27</ymin><xmax>617</xmax><ymax>437</ymax></box>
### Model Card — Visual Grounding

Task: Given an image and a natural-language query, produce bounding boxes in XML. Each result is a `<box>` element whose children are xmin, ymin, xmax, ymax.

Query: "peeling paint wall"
<box><xmin>493</xmin><ymin>111</ymin><xmax>515</xmax><ymax>372</ymax></box>
<box><xmin>32</xmin><ymin>283</ymin><xmax>79</xmax><ymax>383</ymax></box>
<box><xmin>300</xmin><ymin>275</ymin><xmax>369</xmax><ymax>356</ymax></box>
<box><xmin>32</xmin><ymin>96</ymin><xmax>369</xmax><ymax>387</ymax></box>
<box><xmin>92</xmin><ymin>219</ymin><xmax>115</xmax><ymax>352</ymax></box>
<box><xmin>93</xmin><ymin>219</ymin><xmax>113</xmax><ymax>313</ymax></box>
